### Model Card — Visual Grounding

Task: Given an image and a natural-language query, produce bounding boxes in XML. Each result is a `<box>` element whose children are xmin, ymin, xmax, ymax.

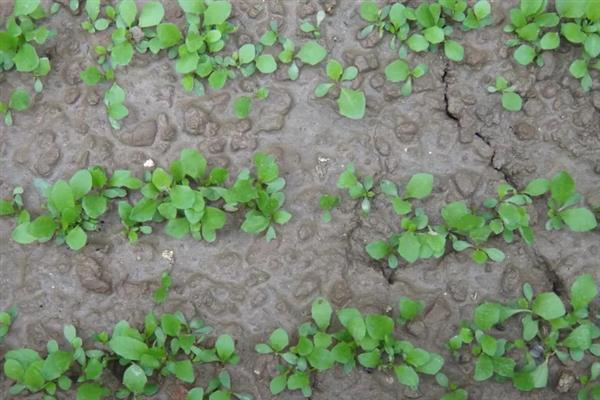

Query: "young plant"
<box><xmin>545</xmin><ymin>171</ymin><xmax>598</xmax><ymax>232</ymax></box>
<box><xmin>10</xmin><ymin>166</ymin><xmax>142</xmax><ymax>250</ymax></box>
<box><xmin>358</xmin><ymin>1</ymin><xmax>392</xmax><ymax>39</ymax></box>
<box><xmin>0</xmin><ymin>307</ymin><xmax>17</xmax><ymax>343</ymax></box>
<box><xmin>336</xmin><ymin>164</ymin><xmax>375</xmax><ymax>215</ymax></box>
<box><xmin>300</xmin><ymin>10</ymin><xmax>326</xmax><ymax>38</ymax></box>
<box><xmin>256</xmin><ymin>297</ymin><xmax>448</xmax><ymax>398</ymax></box>
<box><xmin>0</xmin><ymin>89</ymin><xmax>30</xmax><ymax>126</ymax></box>
<box><xmin>367</xmin><ymin>173</ymin><xmax>443</xmax><ymax>268</ymax></box>
<box><xmin>487</xmin><ymin>76</ymin><xmax>523</xmax><ymax>112</ymax></box>
<box><xmin>153</xmin><ymin>271</ymin><xmax>172</xmax><ymax>304</ymax></box>
<box><xmin>449</xmin><ymin>274</ymin><xmax>600</xmax><ymax>393</ymax></box>
<box><xmin>314</xmin><ymin>59</ymin><xmax>365</xmax><ymax>120</ymax></box>
<box><xmin>384</xmin><ymin>54</ymin><xmax>428</xmax><ymax>96</ymax></box>
<box><xmin>319</xmin><ymin>194</ymin><xmax>341</xmax><ymax>223</ymax></box>
<box><xmin>505</xmin><ymin>0</ymin><xmax>600</xmax><ymax>91</ymax></box>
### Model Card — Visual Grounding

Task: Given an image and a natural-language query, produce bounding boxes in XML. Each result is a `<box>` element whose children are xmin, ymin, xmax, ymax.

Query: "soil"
<box><xmin>1</xmin><ymin>0</ymin><xmax>599</xmax><ymax>399</ymax></box>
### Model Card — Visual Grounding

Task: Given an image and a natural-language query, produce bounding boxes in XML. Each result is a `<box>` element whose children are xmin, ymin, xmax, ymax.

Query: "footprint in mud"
<box><xmin>13</xmin><ymin>130</ymin><xmax>61</xmax><ymax>177</ymax></box>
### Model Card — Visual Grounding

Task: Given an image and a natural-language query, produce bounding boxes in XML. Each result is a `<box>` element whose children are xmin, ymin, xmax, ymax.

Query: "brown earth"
<box><xmin>1</xmin><ymin>0</ymin><xmax>599</xmax><ymax>399</ymax></box>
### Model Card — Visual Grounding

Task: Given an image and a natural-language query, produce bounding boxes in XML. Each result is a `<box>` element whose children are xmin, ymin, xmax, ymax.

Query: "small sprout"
<box><xmin>319</xmin><ymin>194</ymin><xmax>341</xmax><ymax>222</ymax></box>
<box><xmin>315</xmin><ymin>59</ymin><xmax>364</xmax><ymax>119</ymax></box>
<box><xmin>487</xmin><ymin>76</ymin><xmax>522</xmax><ymax>112</ymax></box>
<box><xmin>153</xmin><ymin>271</ymin><xmax>172</xmax><ymax>304</ymax></box>
<box><xmin>300</xmin><ymin>10</ymin><xmax>326</xmax><ymax>38</ymax></box>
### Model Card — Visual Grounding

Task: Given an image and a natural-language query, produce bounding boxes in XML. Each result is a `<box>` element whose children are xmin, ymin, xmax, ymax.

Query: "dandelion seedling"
<box><xmin>487</xmin><ymin>76</ymin><xmax>523</xmax><ymax>112</ymax></box>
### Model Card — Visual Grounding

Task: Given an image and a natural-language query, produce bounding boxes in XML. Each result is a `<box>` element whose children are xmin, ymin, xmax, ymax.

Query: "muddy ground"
<box><xmin>1</xmin><ymin>0</ymin><xmax>600</xmax><ymax>399</ymax></box>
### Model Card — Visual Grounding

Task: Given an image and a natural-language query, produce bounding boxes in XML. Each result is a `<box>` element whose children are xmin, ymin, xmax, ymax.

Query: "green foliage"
<box><xmin>504</xmin><ymin>0</ymin><xmax>600</xmax><ymax>91</ymax></box>
<box><xmin>315</xmin><ymin>59</ymin><xmax>364</xmax><ymax>119</ymax></box>
<box><xmin>0</xmin><ymin>307</ymin><xmax>17</xmax><ymax>343</ymax></box>
<box><xmin>319</xmin><ymin>194</ymin><xmax>341</xmax><ymax>222</ymax></box>
<box><xmin>2</xmin><ymin>308</ymin><xmax>252</xmax><ymax>399</ymax></box>
<box><xmin>1</xmin><ymin>149</ymin><xmax>292</xmax><ymax>249</ymax></box>
<box><xmin>384</xmin><ymin>56</ymin><xmax>428</xmax><ymax>97</ymax></box>
<box><xmin>153</xmin><ymin>271</ymin><xmax>172</xmax><ymax>304</ymax></box>
<box><xmin>350</xmin><ymin>169</ymin><xmax>597</xmax><ymax>269</ymax></box>
<box><xmin>0</xmin><ymin>0</ymin><xmax>55</xmax><ymax>123</ymax></box>
<box><xmin>487</xmin><ymin>76</ymin><xmax>523</xmax><ymax>112</ymax></box>
<box><xmin>79</xmin><ymin>1</ymin><xmax>329</xmax><ymax>128</ymax></box>
<box><xmin>358</xmin><ymin>0</ymin><xmax>491</xmax><ymax>61</ymax></box>
<box><xmin>300</xmin><ymin>10</ymin><xmax>326</xmax><ymax>38</ymax></box>
<box><xmin>449</xmin><ymin>274</ymin><xmax>600</xmax><ymax>393</ymax></box>
<box><xmin>336</xmin><ymin>164</ymin><xmax>375</xmax><ymax>215</ymax></box>
<box><xmin>256</xmin><ymin>297</ymin><xmax>456</xmax><ymax>398</ymax></box>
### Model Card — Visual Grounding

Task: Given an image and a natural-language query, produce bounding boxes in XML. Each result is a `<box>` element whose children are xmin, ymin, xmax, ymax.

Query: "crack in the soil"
<box><xmin>442</xmin><ymin>61</ymin><xmax>460</xmax><ymax>125</ymax></box>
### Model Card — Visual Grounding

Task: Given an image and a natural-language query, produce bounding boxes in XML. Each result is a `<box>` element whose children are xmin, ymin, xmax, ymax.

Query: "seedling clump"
<box><xmin>487</xmin><ymin>76</ymin><xmax>523</xmax><ymax>112</ymax></box>
<box><xmin>315</xmin><ymin>59</ymin><xmax>365</xmax><ymax>119</ymax></box>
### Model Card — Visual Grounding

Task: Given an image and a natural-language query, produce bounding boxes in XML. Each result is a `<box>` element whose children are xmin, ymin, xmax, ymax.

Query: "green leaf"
<box><xmin>165</xmin><ymin>218</ymin><xmax>190</xmax><ymax>239</ymax></box>
<box><xmin>241</xmin><ymin>214</ymin><xmax>269</xmax><ymax>233</ymax></box>
<box><xmin>233</xmin><ymin>96</ymin><xmax>252</xmax><ymax>118</ymax></box>
<box><xmin>123</xmin><ymin>364</ymin><xmax>146</xmax><ymax>393</ymax></box>
<box><xmin>474</xmin><ymin>354</ymin><xmax>493</xmax><ymax>381</ymax></box>
<box><xmin>238</xmin><ymin>44</ymin><xmax>256</xmax><ymax>64</ymax></box>
<box><xmin>360</xmin><ymin>1</ymin><xmax>379</xmax><ymax>22</ymax></box>
<box><xmin>42</xmin><ymin>351</ymin><xmax>72</xmax><ymax>381</ymax></box>
<box><xmin>13</xmin><ymin>43</ymin><xmax>40</xmax><ymax>72</ymax></box>
<box><xmin>118</xmin><ymin>0</ymin><xmax>137</xmax><ymax>27</ymax></box>
<box><xmin>501</xmin><ymin>91</ymin><xmax>522</xmax><ymax>112</ymax></box>
<box><xmin>180</xmin><ymin>149</ymin><xmax>206</xmax><ymax>179</ymax></box>
<box><xmin>204</xmin><ymin>1</ymin><xmax>232</xmax><ymax>26</ymax></box>
<box><xmin>404</xmin><ymin>173</ymin><xmax>433</xmax><ymax>199</ymax></box>
<box><xmin>28</xmin><ymin>215</ymin><xmax>57</xmax><ymax>239</ymax></box>
<box><xmin>13</xmin><ymin>0</ymin><xmax>41</xmax><ymax>16</ymax></box>
<box><xmin>358</xmin><ymin>349</ymin><xmax>381</xmax><ymax>368</ymax></box>
<box><xmin>130</xmin><ymin>198</ymin><xmax>158</xmax><ymax>222</ymax></box>
<box><xmin>550</xmin><ymin>171</ymin><xmax>575</xmax><ymax>206</ymax></box>
<box><xmin>111</xmin><ymin>42</ymin><xmax>134</xmax><ymax>66</ymax></box>
<box><xmin>484</xmin><ymin>248</ymin><xmax>505</xmax><ymax>263</ymax></box>
<box><xmin>161</xmin><ymin>313</ymin><xmax>182</xmax><ymax>336</ymax></box>
<box><xmin>186</xmin><ymin>388</ymin><xmax>205</xmax><ymax>400</ymax></box>
<box><xmin>532</xmin><ymin>292</ymin><xmax>565</xmax><ymax>321</ymax></box>
<box><xmin>77</xmin><ymin>383</ymin><xmax>110</xmax><ymax>400</ymax></box>
<box><xmin>562</xmin><ymin>325</ymin><xmax>591</xmax><ymax>350</ymax></box>
<box><xmin>176</xmin><ymin>53</ymin><xmax>199</xmax><ymax>74</ymax></box>
<box><xmin>215</xmin><ymin>334</ymin><xmax>235</xmax><ymax>361</ymax></box>
<box><xmin>444</xmin><ymin>40</ymin><xmax>464</xmax><ymax>62</ymax></box>
<box><xmin>385</xmin><ymin>59</ymin><xmax>410</xmax><ymax>82</ymax></box>
<box><xmin>314</xmin><ymin>83</ymin><xmax>334</xmax><ymax>97</ymax></box>
<box><xmin>398</xmin><ymin>297</ymin><xmax>424</xmax><ymax>322</ymax></box>
<box><xmin>66</xmin><ymin>227</ymin><xmax>87</xmax><ymax>251</ymax></box>
<box><xmin>366</xmin><ymin>240</ymin><xmax>390</xmax><ymax>260</ymax></box>
<box><xmin>514</xmin><ymin>44</ymin><xmax>536</xmax><ymax>65</ymax></box>
<box><xmin>138</xmin><ymin>1</ymin><xmax>164</xmax><ymax>27</ymax></box>
<box><xmin>540</xmin><ymin>32</ymin><xmax>560</xmax><ymax>50</ymax></box>
<box><xmin>337</xmin><ymin>88</ymin><xmax>365</xmax><ymax>120</ymax></box>
<box><xmin>9</xmin><ymin>90</ymin><xmax>30</xmax><ymax>111</ymax></box>
<box><xmin>307</xmin><ymin>347</ymin><xmax>335</xmax><ymax>370</ymax></box>
<box><xmin>270</xmin><ymin>375</ymin><xmax>287</xmax><ymax>395</ymax></box>
<box><xmin>394</xmin><ymin>365</ymin><xmax>419</xmax><ymax>389</ymax></box>
<box><xmin>255</xmin><ymin>54</ymin><xmax>277</xmax><ymax>73</ymax></box>
<box><xmin>80</xmin><ymin>66</ymin><xmax>104</xmax><ymax>85</ymax></box>
<box><xmin>365</xmin><ymin>314</ymin><xmax>394</xmax><ymax>340</ymax></box>
<box><xmin>326</xmin><ymin>59</ymin><xmax>343</xmax><ymax>81</ymax></box>
<box><xmin>397</xmin><ymin>232</ymin><xmax>420</xmax><ymax>263</ymax></box>
<box><xmin>569</xmin><ymin>59</ymin><xmax>588</xmax><ymax>79</ymax></box>
<box><xmin>157</xmin><ymin>23</ymin><xmax>182</xmax><ymax>48</ymax></box>
<box><xmin>424</xmin><ymin>26</ymin><xmax>445</xmax><ymax>44</ymax></box>
<box><xmin>269</xmin><ymin>328</ymin><xmax>289</xmax><ymax>352</ymax></box>
<box><xmin>297</xmin><ymin>41</ymin><xmax>327</xmax><ymax>65</ymax></box>
<box><xmin>560</xmin><ymin>208</ymin><xmax>597</xmax><ymax>232</ymax></box>
<box><xmin>69</xmin><ymin>170</ymin><xmax>93</xmax><ymax>200</ymax></box>
<box><xmin>407</xmin><ymin>34</ymin><xmax>429</xmax><ymax>52</ymax></box>
<box><xmin>473</xmin><ymin>303</ymin><xmax>501</xmax><ymax>330</ymax></box>
<box><xmin>311</xmin><ymin>297</ymin><xmax>332</xmax><ymax>331</ymax></box>
<box><xmin>570</xmin><ymin>274</ymin><xmax>597</xmax><ymax>310</ymax></box>
<box><xmin>173</xmin><ymin>360</ymin><xmax>194</xmax><ymax>383</ymax></box>
<box><xmin>152</xmin><ymin>168</ymin><xmax>172</xmax><ymax>191</ymax></box>
<box><xmin>109</xmin><ymin>336</ymin><xmax>148</xmax><ymax>360</ymax></box>
<box><xmin>523</xmin><ymin>178</ymin><xmax>549</xmax><ymax>196</ymax></box>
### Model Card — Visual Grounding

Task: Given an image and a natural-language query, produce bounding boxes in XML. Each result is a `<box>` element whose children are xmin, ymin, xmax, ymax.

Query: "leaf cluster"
<box><xmin>2</xmin><ymin>311</ymin><xmax>251</xmax><ymax>400</ymax></box>
<box><xmin>487</xmin><ymin>76</ymin><xmax>523</xmax><ymax>112</ymax></box>
<box><xmin>255</xmin><ymin>297</ymin><xmax>463</xmax><ymax>398</ymax></box>
<box><xmin>505</xmin><ymin>0</ymin><xmax>600</xmax><ymax>91</ymax></box>
<box><xmin>359</xmin><ymin>0</ymin><xmax>492</xmax><ymax>62</ymax></box>
<box><xmin>449</xmin><ymin>274</ymin><xmax>600</xmax><ymax>393</ymax></box>
<box><xmin>315</xmin><ymin>59</ymin><xmax>365</xmax><ymax>119</ymax></box>
<box><xmin>1</xmin><ymin>149</ymin><xmax>292</xmax><ymax>250</ymax></box>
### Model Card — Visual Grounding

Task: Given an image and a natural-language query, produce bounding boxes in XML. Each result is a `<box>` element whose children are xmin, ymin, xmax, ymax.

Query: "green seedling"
<box><xmin>0</xmin><ymin>307</ymin><xmax>17</xmax><ymax>343</ymax></box>
<box><xmin>505</xmin><ymin>0</ymin><xmax>600</xmax><ymax>91</ymax></box>
<box><xmin>1</xmin><ymin>89</ymin><xmax>31</xmax><ymax>126</ymax></box>
<box><xmin>487</xmin><ymin>76</ymin><xmax>523</xmax><ymax>111</ymax></box>
<box><xmin>10</xmin><ymin>166</ymin><xmax>142</xmax><ymax>250</ymax></box>
<box><xmin>449</xmin><ymin>274</ymin><xmax>600</xmax><ymax>393</ymax></box>
<box><xmin>300</xmin><ymin>10</ymin><xmax>326</xmax><ymax>38</ymax></box>
<box><xmin>0</xmin><ymin>0</ymin><xmax>55</xmax><ymax>93</ymax></box>
<box><xmin>384</xmin><ymin>55</ymin><xmax>428</xmax><ymax>96</ymax></box>
<box><xmin>233</xmin><ymin>96</ymin><xmax>252</xmax><ymax>119</ymax></box>
<box><xmin>153</xmin><ymin>271</ymin><xmax>172</xmax><ymax>304</ymax></box>
<box><xmin>578</xmin><ymin>361</ymin><xmax>600</xmax><ymax>399</ymax></box>
<box><xmin>235</xmin><ymin>153</ymin><xmax>292</xmax><ymax>242</ymax></box>
<box><xmin>409</xmin><ymin>3</ymin><xmax>465</xmax><ymax>62</ymax></box>
<box><xmin>545</xmin><ymin>171</ymin><xmax>598</xmax><ymax>232</ymax></box>
<box><xmin>256</xmin><ymin>297</ymin><xmax>449</xmax><ymax>398</ymax></box>
<box><xmin>315</xmin><ymin>59</ymin><xmax>365</xmax><ymax>119</ymax></box>
<box><xmin>367</xmin><ymin>173</ymin><xmax>443</xmax><ymax>268</ymax></box>
<box><xmin>319</xmin><ymin>194</ymin><xmax>341</xmax><ymax>222</ymax></box>
<box><xmin>359</xmin><ymin>1</ymin><xmax>392</xmax><ymax>39</ymax></box>
<box><xmin>336</xmin><ymin>164</ymin><xmax>375</xmax><ymax>215</ymax></box>
<box><xmin>0</xmin><ymin>187</ymin><xmax>24</xmax><ymax>217</ymax></box>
